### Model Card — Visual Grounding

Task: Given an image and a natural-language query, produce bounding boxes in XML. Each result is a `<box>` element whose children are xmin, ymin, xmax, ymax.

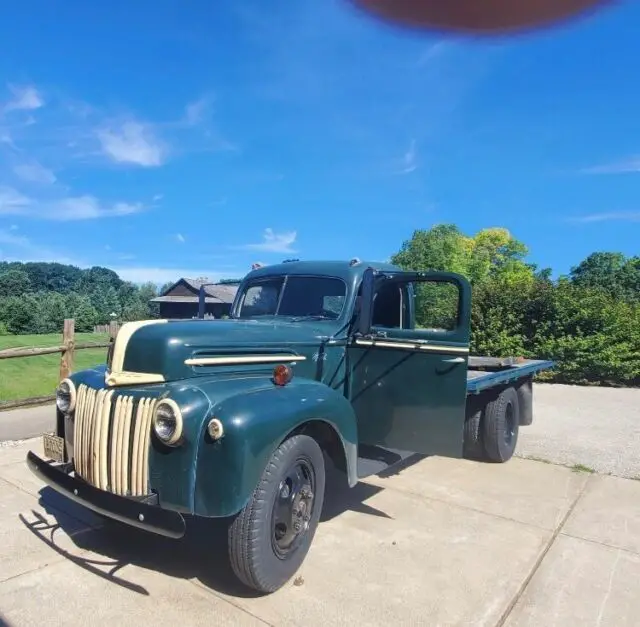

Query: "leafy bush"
<box><xmin>394</xmin><ymin>224</ymin><xmax>640</xmax><ymax>387</ymax></box>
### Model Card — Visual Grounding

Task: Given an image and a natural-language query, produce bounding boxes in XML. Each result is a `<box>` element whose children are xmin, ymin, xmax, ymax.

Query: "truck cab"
<box><xmin>27</xmin><ymin>259</ymin><xmax>553</xmax><ymax>593</ymax></box>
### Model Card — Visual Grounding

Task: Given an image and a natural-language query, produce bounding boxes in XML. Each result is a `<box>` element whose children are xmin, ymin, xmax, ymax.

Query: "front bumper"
<box><xmin>26</xmin><ymin>451</ymin><xmax>186</xmax><ymax>539</ymax></box>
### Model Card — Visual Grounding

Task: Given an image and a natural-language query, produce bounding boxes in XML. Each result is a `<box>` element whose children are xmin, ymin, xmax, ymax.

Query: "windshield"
<box><xmin>235</xmin><ymin>275</ymin><xmax>347</xmax><ymax>320</ymax></box>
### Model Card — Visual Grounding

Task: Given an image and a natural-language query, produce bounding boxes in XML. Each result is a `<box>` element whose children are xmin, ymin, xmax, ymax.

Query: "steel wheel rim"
<box><xmin>271</xmin><ymin>456</ymin><xmax>316</xmax><ymax>560</ymax></box>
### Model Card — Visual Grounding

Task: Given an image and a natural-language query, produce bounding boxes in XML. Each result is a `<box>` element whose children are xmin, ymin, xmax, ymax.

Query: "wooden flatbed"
<box><xmin>466</xmin><ymin>357</ymin><xmax>554</xmax><ymax>395</ymax></box>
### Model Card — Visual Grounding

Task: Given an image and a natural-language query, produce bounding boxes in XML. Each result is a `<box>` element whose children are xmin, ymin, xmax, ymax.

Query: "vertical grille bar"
<box><xmin>109</xmin><ymin>395</ymin><xmax>123</xmax><ymax>493</ymax></box>
<box><xmin>120</xmin><ymin>397</ymin><xmax>134</xmax><ymax>495</ymax></box>
<box><xmin>141</xmin><ymin>399</ymin><xmax>155</xmax><ymax>496</ymax></box>
<box><xmin>130</xmin><ymin>398</ymin><xmax>146</xmax><ymax>496</ymax></box>
<box><xmin>73</xmin><ymin>384</ymin><xmax>153</xmax><ymax>496</ymax></box>
<box><xmin>98</xmin><ymin>390</ymin><xmax>114</xmax><ymax>491</ymax></box>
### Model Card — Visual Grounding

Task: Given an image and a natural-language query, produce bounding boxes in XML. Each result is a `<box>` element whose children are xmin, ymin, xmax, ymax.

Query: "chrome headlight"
<box><xmin>152</xmin><ymin>399</ymin><xmax>183</xmax><ymax>446</ymax></box>
<box><xmin>56</xmin><ymin>378</ymin><xmax>76</xmax><ymax>413</ymax></box>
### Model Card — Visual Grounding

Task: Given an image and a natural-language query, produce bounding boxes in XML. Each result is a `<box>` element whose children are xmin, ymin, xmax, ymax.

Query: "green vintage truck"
<box><xmin>27</xmin><ymin>259</ymin><xmax>553</xmax><ymax>593</ymax></box>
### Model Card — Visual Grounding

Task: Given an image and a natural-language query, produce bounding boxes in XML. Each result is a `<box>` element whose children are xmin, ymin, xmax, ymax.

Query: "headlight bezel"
<box><xmin>152</xmin><ymin>398</ymin><xmax>184</xmax><ymax>446</ymax></box>
<box><xmin>56</xmin><ymin>378</ymin><xmax>76</xmax><ymax>414</ymax></box>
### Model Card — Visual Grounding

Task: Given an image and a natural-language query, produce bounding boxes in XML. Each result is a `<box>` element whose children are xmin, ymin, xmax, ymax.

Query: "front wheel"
<box><xmin>228</xmin><ymin>434</ymin><xmax>326</xmax><ymax>593</ymax></box>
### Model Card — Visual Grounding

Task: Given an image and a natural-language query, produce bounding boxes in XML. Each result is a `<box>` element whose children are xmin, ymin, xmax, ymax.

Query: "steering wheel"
<box><xmin>350</xmin><ymin>0</ymin><xmax>613</xmax><ymax>34</ymax></box>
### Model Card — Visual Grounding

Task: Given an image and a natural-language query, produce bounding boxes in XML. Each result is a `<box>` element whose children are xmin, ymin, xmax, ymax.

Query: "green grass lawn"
<box><xmin>0</xmin><ymin>333</ymin><xmax>110</xmax><ymax>403</ymax></box>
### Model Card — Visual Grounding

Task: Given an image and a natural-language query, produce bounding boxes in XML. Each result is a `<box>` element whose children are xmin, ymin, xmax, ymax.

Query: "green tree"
<box><xmin>91</xmin><ymin>285</ymin><xmax>121</xmax><ymax>324</ymax></box>
<box><xmin>0</xmin><ymin>269</ymin><xmax>32</xmax><ymax>297</ymax></box>
<box><xmin>392</xmin><ymin>225</ymin><xmax>536</xmax><ymax>329</ymax></box>
<box><xmin>32</xmin><ymin>292</ymin><xmax>68</xmax><ymax>333</ymax></box>
<box><xmin>392</xmin><ymin>224</ymin><xmax>534</xmax><ymax>286</ymax></box>
<box><xmin>0</xmin><ymin>294</ymin><xmax>39</xmax><ymax>333</ymax></box>
<box><xmin>570</xmin><ymin>252</ymin><xmax>640</xmax><ymax>302</ymax></box>
<box><xmin>77</xmin><ymin>266</ymin><xmax>123</xmax><ymax>294</ymax></box>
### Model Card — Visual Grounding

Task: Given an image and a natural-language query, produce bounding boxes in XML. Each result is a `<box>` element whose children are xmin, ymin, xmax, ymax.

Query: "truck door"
<box><xmin>347</xmin><ymin>269</ymin><xmax>471</xmax><ymax>463</ymax></box>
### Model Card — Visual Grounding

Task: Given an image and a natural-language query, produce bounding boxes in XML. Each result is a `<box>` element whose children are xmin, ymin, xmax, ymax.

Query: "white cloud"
<box><xmin>0</xmin><ymin>186</ymin><xmax>31</xmax><ymax>215</ymax></box>
<box><xmin>568</xmin><ymin>211</ymin><xmax>640</xmax><ymax>223</ymax></box>
<box><xmin>111</xmin><ymin>266</ymin><xmax>225</xmax><ymax>285</ymax></box>
<box><xmin>416</xmin><ymin>42</ymin><xmax>451</xmax><ymax>67</ymax></box>
<box><xmin>398</xmin><ymin>138</ymin><xmax>418</xmax><ymax>174</ymax></box>
<box><xmin>9</xmin><ymin>224</ymin><xmax>18</xmax><ymax>230</ymax></box>
<box><xmin>0</xmin><ymin>228</ymin><xmax>31</xmax><ymax>248</ymax></box>
<box><xmin>243</xmin><ymin>228</ymin><xmax>297</xmax><ymax>253</ymax></box>
<box><xmin>96</xmin><ymin>120</ymin><xmax>166</xmax><ymax>167</ymax></box>
<box><xmin>0</xmin><ymin>228</ymin><xmax>78</xmax><ymax>265</ymax></box>
<box><xmin>13</xmin><ymin>161</ymin><xmax>57</xmax><ymax>184</ymax></box>
<box><xmin>0</xmin><ymin>186</ymin><xmax>144</xmax><ymax>221</ymax></box>
<box><xmin>0</xmin><ymin>230</ymin><xmax>230</xmax><ymax>286</ymax></box>
<box><xmin>579</xmin><ymin>158</ymin><xmax>640</xmax><ymax>175</ymax></box>
<box><xmin>49</xmin><ymin>196</ymin><xmax>144</xmax><ymax>220</ymax></box>
<box><xmin>175</xmin><ymin>233</ymin><xmax>186</xmax><ymax>243</ymax></box>
<box><xmin>4</xmin><ymin>84</ymin><xmax>44</xmax><ymax>113</ymax></box>
<box><xmin>183</xmin><ymin>96</ymin><xmax>213</xmax><ymax>126</ymax></box>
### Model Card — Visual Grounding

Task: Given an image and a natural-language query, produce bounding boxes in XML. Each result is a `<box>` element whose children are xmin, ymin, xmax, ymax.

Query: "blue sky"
<box><xmin>0</xmin><ymin>0</ymin><xmax>638</xmax><ymax>285</ymax></box>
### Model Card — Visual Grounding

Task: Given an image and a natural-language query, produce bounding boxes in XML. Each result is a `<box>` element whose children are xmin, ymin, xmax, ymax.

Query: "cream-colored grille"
<box><xmin>73</xmin><ymin>384</ymin><xmax>156</xmax><ymax>497</ymax></box>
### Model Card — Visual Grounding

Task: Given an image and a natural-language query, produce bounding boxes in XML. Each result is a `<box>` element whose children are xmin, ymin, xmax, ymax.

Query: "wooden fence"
<box><xmin>94</xmin><ymin>323</ymin><xmax>122</xmax><ymax>334</ymax></box>
<box><xmin>0</xmin><ymin>319</ymin><xmax>117</xmax><ymax>412</ymax></box>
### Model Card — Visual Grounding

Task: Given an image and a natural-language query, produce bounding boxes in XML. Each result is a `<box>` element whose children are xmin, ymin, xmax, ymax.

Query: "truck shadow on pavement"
<box><xmin>17</xmin><ymin>455</ymin><xmax>426</xmax><ymax>599</ymax></box>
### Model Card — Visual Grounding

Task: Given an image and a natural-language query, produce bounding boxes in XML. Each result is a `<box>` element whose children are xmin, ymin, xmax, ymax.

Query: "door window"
<box><xmin>412</xmin><ymin>281</ymin><xmax>460</xmax><ymax>332</ymax></box>
<box><xmin>368</xmin><ymin>277</ymin><xmax>464</xmax><ymax>340</ymax></box>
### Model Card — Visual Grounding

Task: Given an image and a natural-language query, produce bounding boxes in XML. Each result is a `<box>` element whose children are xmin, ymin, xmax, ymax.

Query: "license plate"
<box><xmin>43</xmin><ymin>433</ymin><xmax>65</xmax><ymax>463</ymax></box>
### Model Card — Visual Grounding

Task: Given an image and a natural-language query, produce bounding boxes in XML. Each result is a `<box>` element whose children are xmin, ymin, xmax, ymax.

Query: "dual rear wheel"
<box><xmin>463</xmin><ymin>385</ymin><xmax>520</xmax><ymax>463</ymax></box>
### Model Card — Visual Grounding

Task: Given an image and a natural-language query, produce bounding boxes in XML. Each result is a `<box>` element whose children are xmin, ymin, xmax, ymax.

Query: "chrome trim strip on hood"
<box><xmin>185</xmin><ymin>354</ymin><xmax>307</xmax><ymax>366</ymax></box>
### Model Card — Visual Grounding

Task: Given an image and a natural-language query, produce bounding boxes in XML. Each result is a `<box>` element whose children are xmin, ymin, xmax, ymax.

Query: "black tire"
<box><xmin>482</xmin><ymin>386</ymin><xmax>520</xmax><ymax>463</ymax></box>
<box><xmin>228</xmin><ymin>434</ymin><xmax>326</xmax><ymax>593</ymax></box>
<box><xmin>516</xmin><ymin>377</ymin><xmax>534</xmax><ymax>426</ymax></box>
<box><xmin>463</xmin><ymin>399</ymin><xmax>484</xmax><ymax>459</ymax></box>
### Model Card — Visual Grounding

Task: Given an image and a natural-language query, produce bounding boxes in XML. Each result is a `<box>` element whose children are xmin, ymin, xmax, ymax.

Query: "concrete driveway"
<box><xmin>1</xmin><ymin>437</ymin><xmax>639</xmax><ymax>626</ymax></box>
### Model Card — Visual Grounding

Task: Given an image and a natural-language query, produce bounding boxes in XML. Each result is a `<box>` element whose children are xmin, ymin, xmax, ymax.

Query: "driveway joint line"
<box><xmin>493</xmin><ymin>472</ymin><xmax>594</xmax><ymax>627</ymax></box>
<box><xmin>361</xmin><ymin>478</ymin><xmax>575</xmax><ymax>533</ymax></box>
<box><xmin>188</xmin><ymin>579</ymin><xmax>275</xmax><ymax>626</ymax></box>
<box><xmin>0</xmin><ymin>560</ymin><xmax>67</xmax><ymax>586</ymax></box>
<box><xmin>559</xmin><ymin>531</ymin><xmax>640</xmax><ymax>557</ymax></box>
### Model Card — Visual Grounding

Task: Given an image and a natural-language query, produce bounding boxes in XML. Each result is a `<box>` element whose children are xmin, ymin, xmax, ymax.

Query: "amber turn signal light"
<box><xmin>273</xmin><ymin>364</ymin><xmax>293</xmax><ymax>386</ymax></box>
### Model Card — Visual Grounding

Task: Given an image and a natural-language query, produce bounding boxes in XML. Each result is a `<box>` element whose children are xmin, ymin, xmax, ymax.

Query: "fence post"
<box><xmin>59</xmin><ymin>318</ymin><xmax>75</xmax><ymax>382</ymax></box>
<box><xmin>108</xmin><ymin>320</ymin><xmax>119</xmax><ymax>339</ymax></box>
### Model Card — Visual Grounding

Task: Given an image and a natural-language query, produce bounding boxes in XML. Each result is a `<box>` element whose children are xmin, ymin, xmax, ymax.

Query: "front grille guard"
<box><xmin>72</xmin><ymin>384</ymin><xmax>157</xmax><ymax>497</ymax></box>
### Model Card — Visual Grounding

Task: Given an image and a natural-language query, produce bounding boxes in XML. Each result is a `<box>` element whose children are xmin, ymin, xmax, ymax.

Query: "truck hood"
<box><xmin>106</xmin><ymin>317</ymin><xmax>337</xmax><ymax>385</ymax></box>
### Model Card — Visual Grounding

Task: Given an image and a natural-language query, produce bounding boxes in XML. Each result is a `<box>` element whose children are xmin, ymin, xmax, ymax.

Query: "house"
<box><xmin>151</xmin><ymin>277</ymin><xmax>242</xmax><ymax>319</ymax></box>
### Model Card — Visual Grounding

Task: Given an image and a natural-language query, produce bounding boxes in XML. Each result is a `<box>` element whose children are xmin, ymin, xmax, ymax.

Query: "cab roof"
<box><xmin>245</xmin><ymin>259</ymin><xmax>402</xmax><ymax>283</ymax></box>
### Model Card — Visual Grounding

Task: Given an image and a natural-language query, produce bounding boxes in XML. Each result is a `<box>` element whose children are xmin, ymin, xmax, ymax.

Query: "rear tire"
<box><xmin>482</xmin><ymin>386</ymin><xmax>520</xmax><ymax>463</ymax></box>
<box><xmin>463</xmin><ymin>398</ymin><xmax>484</xmax><ymax>459</ymax></box>
<box><xmin>228</xmin><ymin>434</ymin><xmax>326</xmax><ymax>593</ymax></box>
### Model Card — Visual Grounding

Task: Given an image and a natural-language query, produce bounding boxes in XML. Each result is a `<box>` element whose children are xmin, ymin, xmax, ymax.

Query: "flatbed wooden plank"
<box><xmin>468</xmin><ymin>355</ymin><xmax>525</xmax><ymax>370</ymax></box>
<box><xmin>466</xmin><ymin>359</ymin><xmax>554</xmax><ymax>394</ymax></box>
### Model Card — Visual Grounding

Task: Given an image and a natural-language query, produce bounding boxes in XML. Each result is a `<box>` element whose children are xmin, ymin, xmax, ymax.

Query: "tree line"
<box><xmin>1</xmin><ymin>226</ymin><xmax>638</xmax><ymax>386</ymax></box>
<box><xmin>392</xmin><ymin>225</ymin><xmax>639</xmax><ymax>387</ymax></box>
<box><xmin>0</xmin><ymin>262</ymin><xmax>170</xmax><ymax>335</ymax></box>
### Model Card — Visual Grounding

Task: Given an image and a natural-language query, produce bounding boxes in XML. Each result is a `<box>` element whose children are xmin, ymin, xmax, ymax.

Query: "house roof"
<box><xmin>151</xmin><ymin>278</ymin><xmax>240</xmax><ymax>305</ymax></box>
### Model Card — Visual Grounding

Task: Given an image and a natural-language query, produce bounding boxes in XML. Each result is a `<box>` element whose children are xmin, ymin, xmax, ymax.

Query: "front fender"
<box><xmin>193</xmin><ymin>378</ymin><xmax>359</xmax><ymax>518</ymax></box>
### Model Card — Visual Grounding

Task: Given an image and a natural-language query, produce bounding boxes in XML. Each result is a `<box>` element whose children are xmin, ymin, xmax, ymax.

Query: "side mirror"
<box><xmin>355</xmin><ymin>267</ymin><xmax>375</xmax><ymax>337</ymax></box>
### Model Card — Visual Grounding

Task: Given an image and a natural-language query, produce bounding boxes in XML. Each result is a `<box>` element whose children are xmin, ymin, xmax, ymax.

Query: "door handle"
<box><xmin>441</xmin><ymin>357</ymin><xmax>465</xmax><ymax>364</ymax></box>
